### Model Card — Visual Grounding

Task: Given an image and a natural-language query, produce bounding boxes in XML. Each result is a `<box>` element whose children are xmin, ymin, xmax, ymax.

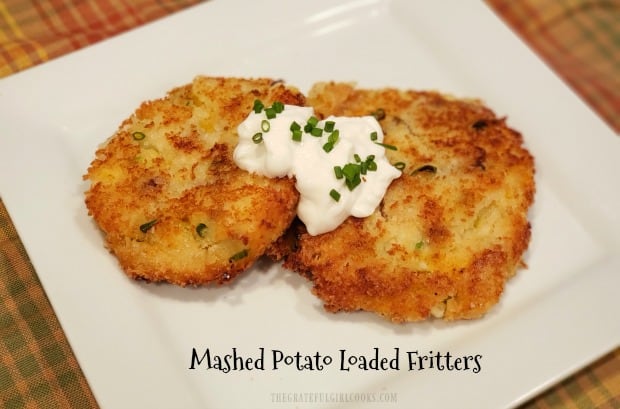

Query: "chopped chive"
<box><xmin>361</xmin><ymin>161</ymin><xmax>368</xmax><ymax>175</ymax></box>
<box><xmin>229</xmin><ymin>249</ymin><xmax>249</xmax><ymax>262</ymax></box>
<box><xmin>265</xmin><ymin>107</ymin><xmax>276</xmax><ymax>119</ymax></box>
<box><xmin>328</xmin><ymin>129</ymin><xmax>339</xmax><ymax>144</ymax></box>
<box><xmin>304</xmin><ymin>123</ymin><xmax>314</xmax><ymax>133</ymax></box>
<box><xmin>334</xmin><ymin>165</ymin><xmax>344</xmax><ymax>179</ymax></box>
<box><xmin>415</xmin><ymin>240</ymin><xmax>425</xmax><ymax>249</ymax></box>
<box><xmin>370</xmin><ymin>131</ymin><xmax>378</xmax><ymax>141</ymax></box>
<box><xmin>261</xmin><ymin>119</ymin><xmax>270</xmax><ymax>132</ymax></box>
<box><xmin>307</xmin><ymin>116</ymin><xmax>319</xmax><ymax>127</ymax></box>
<box><xmin>322</xmin><ymin>142</ymin><xmax>334</xmax><ymax>153</ymax></box>
<box><xmin>394</xmin><ymin>162</ymin><xmax>406</xmax><ymax>170</ymax></box>
<box><xmin>375</xmin><ymin>142</ymin><xmax>397</xmax><ymax>150</ymax></box>
<box><xmin>367</xmin><ymin>160</ymin><xmax>378</xmax><ymax>171</ymax></box>
<box><xmin>253</xmin><ymin>99</ymin><xmax>264</xmax><ymax>113</ymax></box>
<box><xmin>290</xmin><ymin>121</ymin><xmax>301</xmax><ymax>131</ymax></box>
<box><xmin>342</xmin><ymin>163</ymin><xmax>362</xmax><ymax>190</ymax></box>
<box><xmin>346</xmin><ymin>173</ymin><xmax>361</xmax><ymax>191</ymax></box>
<box><xmin>292</xmin><ymin>129</ymin><xmax>302</xmax><ymax>141</ymax></box>
<box><xmin>252</xmin><ymin>133</ymin><xmax>263</xmax><ymax>144</ymax></box>
<box><xmin>132</xmin><ymin>131</ymin><xmax>146</xmax><ymax>141</ymax></box>
<box><xmin>272</xmin><ymin>101</ymin><xmax>284</xmax><ymax>113</ymax></box>
<box><xmin>329</xmin><ymin>189</ymin><xmax>341</xmax><ymax>202</ymax></box>
<box><xmin>411</xmin><ymin>164</ymin><xmax>437</xmax><ymax>174</ymax></box>
<box><xmin>354</xmin><ymin>154</ymin><xmax>361</xmax><ymax>163</ymax></box>
<box><xmin>139</xmin><ymin>219</ymin><xmax>158</xmax><ymax>233</ymax></box>
<box><xmin>196</xmin><ymin>223</ymin><xmax>208</xmax><ymax>237</ymax></box>
<box><xmin>324</xmin><ymin>121</ymin><xmax>335</xmax><ymax>132</ymax></box>
<box><xmin>342</xmin><ymin>163</ymin><xmax>359</xmax><ymax>180</ymax></box>
<box><xmin>311</xmin><ymin>127</ymin><xmax>323</xmax><ymax>137</ymax></box>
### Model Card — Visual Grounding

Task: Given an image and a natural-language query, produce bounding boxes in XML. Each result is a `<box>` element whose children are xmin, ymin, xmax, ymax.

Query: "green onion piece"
<box><xmin>272</xmin><ymin>101</ymin><xmax>284</xmax><ymax>113</ymax></box>
<box><xmin>292</xmin><ymin>129</ymin><xmax>302</xmax><ymax>142</ymax></box>
<box><xmin>346</xmin><ymin>174</ymin><xmax>361</xmax><ymax>191</ymax></box>
<box><xmin>290</xmin><ymin>122</ymin><xmax>302</xmax><ymax>141</ymax></box>
<box><xmin>364</xmin><ymin>156</ymin><xmax>375</xmax><ymax>173</ymax></box>
<box><xmin>329</xmin><ymin>189</ymin><xmax>341</xmax><ymax>202</ymax></box>
<box><xmin>139</xmin><ymin>219</ymin><xmax>158</xmax><ymax>233</ymax></box>
<box><xmin>354</xmin><ymin>154</ymin><xmax>361</xmax><ymax>163</ymax></box>
<box><xmin>342</xmin><ymin>163</ymin><xmax>362</xmax><ymax>191</ymax></box>
<box><xmin>261</xmin><ymin>119</ymin><xmax>270</xmax><ymax>132</ymax></box>
<box><xmin>361</xmin><ymin>161</ymin><xmax>368</xmax><ymax>175</ymax></box>
<box><xmin>196</xmin><ymin>223</ymin><xmax>208</xmax><ymax>238</ymax></box>
<box><xmin>342</xmin><ymin>163</ymin><xmax>359</xmax><ymax>180</ymax></box>
<box><xmin>323</xmin><ymin>142</ymin><xmax>334</xmax><ymax>153</ymax></box>
<box><xmin>415</xmin><ymin>240</ymin><xmax>425</xmax><ymax>249</ymax></box>
<box><xmin>370</xmin><ymin>131</ymin><xmax>378</xmax><ymax>141</ymax></box>
<box><xmin>370</xmin><ymin>108</ymin><xmax>385</xmax><ymax>121</ymax></box>
<box><xmin>229</xmin><ymin>249</ymin><xmax>249</xmax><ymax>262</ymax></box>
<box><xmin>328</xmin><ymin>129</ymin><xmax>339</xmax><ymax>144</ymax></box>
<box><xmin>252</xmin><ymin>133</ymin><xmax>263</xmax><ymax>144</ymax></box>
<box><xmin>334</xmin><ymin>165</ymin><xmax>344</xmax><ymax>179</ymax></box>
<box><xmin>324</xmin><ymin>121</ymin><xmax>335</xmax><ymax>132</ymax></box>
<box><xmin>307</xmin><ymin>116</ymin><xmax>319</xmax><ymax>127</ymax></box>
<box><xmin>411</xmin><ymin>164</ymin><xmax>437</xmax><ymax>174</ymax></box>
<box><xmin>311</xmin><ymin>127</ymin><xmax>323</xmax><ymax>137</ymax></box>
<box><xmin>375</xmin><ymin>142</ymin><xmax>397</xmax><ymax>150</ymax></box>
<box><xmin>303</xmin><ymin>123</ymin><xmax>314</xmax><ymax>133</ymax></box>
<box><xmin>253</xmin><ymin>99</ymin><xmax>264</xmax><ymax>113</ymax></box>
<box><xmin>394</xmin><ymin>162</ymin><xmax>406</xmax><ymax>171</ymax></box>
<box><xmin>132</xmin><ymin>131</ymin><xmax>146</xmax><ymax>141</ymax></box>
<box><xmin>265</xmin><ymin>107</ymin><xmax>276</xmax><ymax>119</ymax></box>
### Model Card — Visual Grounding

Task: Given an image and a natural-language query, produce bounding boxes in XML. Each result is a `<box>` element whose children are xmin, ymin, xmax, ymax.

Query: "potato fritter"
<box><xmin>84</xmin><ymin>76</ymin><xmax>304</xmax><ymax>286</ymax></box>
<box><xmin>283</xmin><ymin>82</ymin><xmax>535</xmax><ymax>322</ymax></box>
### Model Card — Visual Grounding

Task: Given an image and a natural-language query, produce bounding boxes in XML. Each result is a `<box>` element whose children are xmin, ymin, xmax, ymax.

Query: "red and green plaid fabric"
<box><xmin>487</xmin><ymin>0</ymin><xmax>620</xmax><ymax>134</ymax></box>
<box><xmin>1</xmin><ymin>201</ymin><xmax>99</xmax><ymax>408</ymax></box>
<box><xmin>1</xmin><ymin>1</ymin><xmax>618</xmax><ymax>408</ymax></box>
<box><xmin>0</xmin><ymin>0</ymin><xmax>203</xmax><ymax>77</ymax></box>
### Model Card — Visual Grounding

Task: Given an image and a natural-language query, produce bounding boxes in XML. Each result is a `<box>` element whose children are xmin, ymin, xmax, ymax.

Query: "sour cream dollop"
<box><xmin>233</xmin><ymin>103</ymin><xmax>401</xmax><ymax>236</ymax></box>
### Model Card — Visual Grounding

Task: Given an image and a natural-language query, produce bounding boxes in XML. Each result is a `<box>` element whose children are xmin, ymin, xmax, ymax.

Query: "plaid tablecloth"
<box><xmin>1</xmin><ymin>1</ymin><xmax>618</xmax><ymax>408</ymax></box>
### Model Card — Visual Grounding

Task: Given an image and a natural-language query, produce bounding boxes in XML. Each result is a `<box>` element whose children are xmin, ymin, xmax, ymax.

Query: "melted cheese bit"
<box><xmin>233</xmin><ymin>103</ymin><xmax>401</xmax><ymax>235</ymax></box>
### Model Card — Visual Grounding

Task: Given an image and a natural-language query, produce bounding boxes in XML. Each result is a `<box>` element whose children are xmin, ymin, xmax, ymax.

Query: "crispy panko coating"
<box><xmin>282</xmin><ymin>82</ymin><xmax>535</xmax><ymax>322</ymax></box>
<box><xmin>84</xmin><ymin>76</ymin><xmax>304</xmax><ymax>286</ymax></box>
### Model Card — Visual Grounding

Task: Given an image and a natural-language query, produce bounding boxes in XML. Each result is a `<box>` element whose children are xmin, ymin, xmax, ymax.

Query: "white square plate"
<box><xmin>1</xmin><ymin>1</ymin><xmax>619</xmax><ymax>408</ymax></box>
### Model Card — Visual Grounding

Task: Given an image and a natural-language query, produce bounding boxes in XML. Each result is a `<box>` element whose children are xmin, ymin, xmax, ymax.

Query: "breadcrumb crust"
<box><xmin>282</xmin><ymin>82</ymin><xmax>535</xmax><ymax>322</ymax></box>
<box><xmin>84</xmin><ymin>76</ymin><xmax>304</xmax><ymax>286</ymax></box>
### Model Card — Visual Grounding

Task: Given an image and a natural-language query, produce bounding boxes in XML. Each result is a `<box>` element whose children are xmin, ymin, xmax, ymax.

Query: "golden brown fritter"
<box><xmin>84</xmin><ymin>76</ymin><xmax>304</xmax><ymax>286</ymax></box>
<box><xmin>283</xmin><ymin>82</ymin><xmax>535</xmax><ymax>322</ymax></box>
